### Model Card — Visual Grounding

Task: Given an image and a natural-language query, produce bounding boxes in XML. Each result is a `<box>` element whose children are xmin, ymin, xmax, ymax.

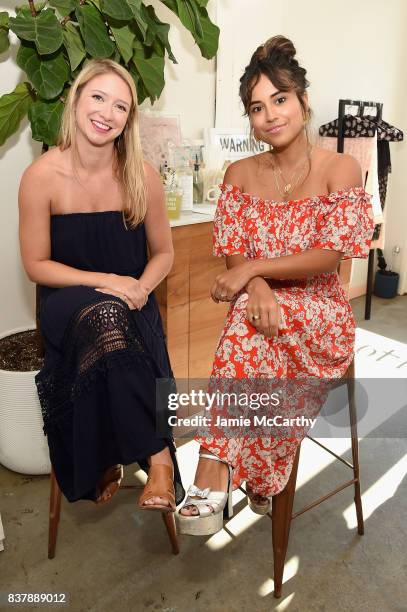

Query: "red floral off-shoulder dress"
<box><xmin>195</xmin><ymin>184</ymin><xmax>374</xmax><ymax>497</ymax></box>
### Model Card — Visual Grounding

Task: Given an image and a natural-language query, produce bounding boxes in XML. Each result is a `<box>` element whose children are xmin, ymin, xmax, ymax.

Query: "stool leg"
<box><xmin>347</xmin><ymin>374</ymin><xmax>364</xmax><ymax>536</ymax></box>
<box><xmin>48</xmin><ymin>467</ymin><xmax>62</xmax><ymax>559</ymax></box>
<box><xmin>272</xmin><ymin>446</ymin><xmax>301</xmax><ymax>599</ymax></box>
<box><xmin>162</xmin><ymin>512</ymin><xmax>179</xmax><ymax>555</ymax></box>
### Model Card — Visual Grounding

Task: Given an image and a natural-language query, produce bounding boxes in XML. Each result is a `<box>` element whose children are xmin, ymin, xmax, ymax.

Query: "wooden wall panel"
<box><xmin>156</xmin><ymin>221</ymin><xmax>231</xmax><ymax>384</ymax></box>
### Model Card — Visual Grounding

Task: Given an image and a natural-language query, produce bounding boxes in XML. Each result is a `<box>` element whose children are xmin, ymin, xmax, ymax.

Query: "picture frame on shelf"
<box><xmin>204</xmin><ymin>127</ymin><xmax>267</xmax><ymax>162</ymax></box>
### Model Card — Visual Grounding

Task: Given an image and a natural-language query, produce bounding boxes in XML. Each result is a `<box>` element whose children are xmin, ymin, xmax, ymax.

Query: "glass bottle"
<box><xmin>193</xmin><ymin>154</ymin><xmax>203</xmax><ymax>204</ymax></box>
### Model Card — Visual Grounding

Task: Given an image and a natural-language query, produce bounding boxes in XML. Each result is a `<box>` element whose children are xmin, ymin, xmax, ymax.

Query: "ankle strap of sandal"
<box><xmin>199</xmin><ymin>453</ymin><xmax>228</xmax><ymax>465</ymax></box>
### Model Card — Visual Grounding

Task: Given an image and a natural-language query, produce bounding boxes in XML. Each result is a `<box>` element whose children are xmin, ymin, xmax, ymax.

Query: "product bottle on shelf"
<box><xmin>193</xmin><ymin>154</ymin><xmax>204</xmax><ymax>204</ymax></box>
<box><xmin>161</xmin><ymin>162</ymin><xmax>183</xmax><ymax>220</ymax></box>
<box><xmin>177</xmin><ymin>162</ymin><xmax>193</xmax><ymax>211</ymax></box>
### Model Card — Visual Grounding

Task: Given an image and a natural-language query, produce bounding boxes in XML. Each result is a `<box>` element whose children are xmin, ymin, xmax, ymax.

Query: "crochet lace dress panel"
<box><xmin>36</xmin><ymin>297</ymin><xmax>149</xmax><ymax>434</ymax></box>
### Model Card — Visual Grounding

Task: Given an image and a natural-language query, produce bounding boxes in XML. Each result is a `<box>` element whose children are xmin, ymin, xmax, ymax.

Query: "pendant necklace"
<box><xmin>271</xmin><ymin>145</ymin><xmax>314</xmax><ymax>201</ymax></box>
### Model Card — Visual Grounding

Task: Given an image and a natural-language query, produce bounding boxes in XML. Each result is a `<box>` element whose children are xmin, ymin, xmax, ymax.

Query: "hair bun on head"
<box><xmin>240</xmin><ymin>34</ymin><xmax>309</xmax><ymax>117</ymax></box>
<box><xmin>256</xmin><ymin>35</ymin><xmax>296</xmax><ymax>63</ymax></box>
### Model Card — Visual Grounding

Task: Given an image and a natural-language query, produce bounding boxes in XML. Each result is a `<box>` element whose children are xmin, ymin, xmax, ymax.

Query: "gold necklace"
<box><xmin>271</xmin><ymin>145</ymin><xmax>313</xmax><ymax>200</ymax></box>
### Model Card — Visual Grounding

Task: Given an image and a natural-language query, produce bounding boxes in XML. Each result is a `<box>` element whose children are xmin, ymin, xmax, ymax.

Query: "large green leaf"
<box><xmin>0</xmin><ymin>11</ymin><xmax>9</xmax><ymax>28</ymax></box>
<box><xmin>28</xmin><ymin>98</ymin><xmax>64</xmax><ymax>145</ymax></box>
<box><xmin>101</xmin><ymin>0</ymin><xmax>133</xmax><ymax>21</ymax></box>
<box><xmin>87</xmin><ymin>0</ymin><xmax>102</xmax><ymax>11</ymax></box>
<box><xmin>49</xmin><ymin>1</ymin><xmax>78</xmax><ymax>17</ymax></box>
<box><xmin>128</xmin><ymin>0</ymin><xmax>142</xmax><ymax>12</ymax></box>
<box><xmin>128</xmin><ymin>62</ymin><xmax>148</xmax><ymax>104</ymax></box>
<box><xmin>132</xmin><ymin>44</ymin><xmax>165</xmax><ymax>102</ymax></box>
<box><xmin>0</xmin><ymin>82</ymin><xmax>34</xmax><ymax>147</ymax></box>
<box><xmin>17</xmin><ymin>43</ymin><xmax>69</xmax><ymax>99</ymax></box>
<box><xmin>142</xmin><ymin>4</ymin><xmax>177</xmax><ymax>63</ymax></box>
<box><xmin>109</xmin><ymin>19</ymin><xmax>135</xmax><ymax>64</ymax></box>
<box><xmin>9</xmin><ymin>9</ymin><xmax>63</xmax><ymax>55</ymax></box>
<box><xmin>0</xmin><ymin>29</ymin><xmax>9</xmax><ymax>54</ymax></box>
<box><xmin>75</xmin><ymin>4</ymin><xmax>115</xmax><ymax>58</ymax></box>
<box><xmin>0</xmin><ymin>11</ymin><xmax>11</xmax><ymax>55</ymax></box>
<box><xmin>63</xmin><ymin>22</ymin><xmax>85</xmax><ymax>70</ymax></box>
<box><xmin>128</xmin><ymin>0</ymin><xmax>147</xmax><ymax>41</ymax></box>
<box><xmin>162</xmin><ymin>0</ymin><xmax>199</xmax><ymax>38</ymax></box>
<box><xmin>161</xmin><ymin>0</ymin><xmax>218</xmax><ymax>59</ymax></box>
<box><xmin>184</xmin><ymin>0</ymin><xmax>204</xmax><ymax>39</ymax></box>
<box><xmin>195</xmin><ymin>4</ymin><xmax>219</xmax><ymax>59</ymax></box>
<box><xmin>15</xmin><ymin>2</ymin><xmax>46</xmax><ymax>15</ymax></box>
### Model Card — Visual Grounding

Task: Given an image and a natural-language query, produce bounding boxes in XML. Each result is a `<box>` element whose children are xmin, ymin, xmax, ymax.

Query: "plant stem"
<box><xmin>28</xmin><ymin>0</ymin><xmax>37</xmax><ymax>17</ymax></box>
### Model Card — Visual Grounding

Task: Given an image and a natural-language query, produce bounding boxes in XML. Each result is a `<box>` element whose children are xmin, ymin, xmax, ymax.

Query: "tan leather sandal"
<box><xmin>138</xmin><ymin>464</ymin><xmax>176</xmax><ymax>513</ymax></box>
<box><xmin>95</xmin><ymin>464</ymin><xmax>123</xmax><ymax>505</ymax></box>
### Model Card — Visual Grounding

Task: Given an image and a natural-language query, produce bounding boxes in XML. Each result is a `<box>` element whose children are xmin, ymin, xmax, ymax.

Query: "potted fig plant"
<box><xmin>0</xmin><ymin>0</ymin><xmax>219</xmax><ymax>474</ymax></box>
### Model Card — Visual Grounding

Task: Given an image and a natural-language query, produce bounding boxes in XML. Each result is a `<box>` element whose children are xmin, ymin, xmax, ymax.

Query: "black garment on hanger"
<box><xmin>319</xmin><ymin>112</ymin><xmax>403</xmax><ymax>240</ymax></box>
<box><xmin>319</xmin><ymin>115</ymin><xmax>403</xmax><ymax>141</ymax></box>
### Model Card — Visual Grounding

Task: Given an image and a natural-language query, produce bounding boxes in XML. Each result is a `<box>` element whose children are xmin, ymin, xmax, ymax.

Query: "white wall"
<box><xmin>216</xmin><ymin>0</ymin><xmax>407</xmax><ymax>294</ymax></box>
<box><xmin>0</xmin><ymin>0</ymin><xmax>43</xmax><ymax>333</ymax></box>
<box><xmin>0</xmin><ymin>0</ymin><xmax>216</xmax><ymax>334</ymax></box>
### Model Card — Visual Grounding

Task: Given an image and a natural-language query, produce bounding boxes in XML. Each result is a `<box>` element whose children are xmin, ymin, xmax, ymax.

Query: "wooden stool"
<box><xmin>48</xmin><ymin>468</ymin><xmax>179</xmax><ymax>559</ymax></box>
<box><xmin>240</xmin><ymin>358</ymin><xmax>364</xmax><ymax>598</ymax></box>
<box><xmin>36</xmin><ymin>288</ymin><xmax>179</xmax><ymax>559</ymax></box>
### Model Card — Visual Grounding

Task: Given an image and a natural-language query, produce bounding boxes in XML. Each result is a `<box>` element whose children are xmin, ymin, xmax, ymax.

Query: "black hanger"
<box><xmin>337</xmin><ymin>99</ymin><xmax>382</xmax><ymax>152</ymax></box>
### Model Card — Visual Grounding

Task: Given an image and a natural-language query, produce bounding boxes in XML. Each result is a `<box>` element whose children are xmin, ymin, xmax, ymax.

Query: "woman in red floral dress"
<box><xmin>177</xmin><ymin>36</ymin><xmax>374</xmax><ymax>536</ymax></box>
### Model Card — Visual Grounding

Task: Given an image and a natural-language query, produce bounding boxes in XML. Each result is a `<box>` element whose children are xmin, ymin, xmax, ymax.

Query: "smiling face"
<box><xmin>74</xmin><ymin>72</ymin><xmax>133</xmax><ymax>147</ymax></box>
<box><xmin>249</xmin><ymin>73</ymin><xmax>307</xmax><ymax>148</ymax></box>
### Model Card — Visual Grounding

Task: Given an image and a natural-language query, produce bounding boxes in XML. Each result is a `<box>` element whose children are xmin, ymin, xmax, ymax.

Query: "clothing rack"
<box><xmin>336</xmin><ymin>98</ymin><xmax>383</xmax><ymax>320</ymax></box>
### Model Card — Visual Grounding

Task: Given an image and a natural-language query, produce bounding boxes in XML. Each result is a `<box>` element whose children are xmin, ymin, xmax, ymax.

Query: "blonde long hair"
<box><xmin>58</xmin><ymin>59</ymin><xmax>146</xmax><ymax>227</ymax></box>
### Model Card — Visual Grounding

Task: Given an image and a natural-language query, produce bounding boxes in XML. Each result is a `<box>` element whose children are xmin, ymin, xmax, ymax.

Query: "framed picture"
<box><xmin>139</xmin><ymin>111</ymin><xmax>182</xmax><ymax>170</ymax></box>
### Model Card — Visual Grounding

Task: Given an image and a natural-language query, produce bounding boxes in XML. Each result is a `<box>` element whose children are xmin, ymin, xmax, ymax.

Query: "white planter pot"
<box><xmin>0</xmin><ymin>326</ymin><xmax>51</xmax><ymax>475</ymax></box>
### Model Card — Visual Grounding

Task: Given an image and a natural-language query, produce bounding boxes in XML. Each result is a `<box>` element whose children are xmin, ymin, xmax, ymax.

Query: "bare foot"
<box><xmin>179</xmin><ymin>449</ymin><xmax>229</xmax><ymax>516</ymax></box>
<box><xmin>140</xmin><ymin>447</ymin><xmax>174</xmax><ymax>508</ymax></box>
<box><xmin>95</xmin><ymin>465</ymin><xmax>123</xmax><ymax>504</ymax></box>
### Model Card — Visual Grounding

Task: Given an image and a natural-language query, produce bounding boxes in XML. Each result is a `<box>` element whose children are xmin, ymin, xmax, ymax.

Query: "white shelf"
<box><xmin>169</xmin><ymin>203</ymin><xmax>216</xmax><ymax>228</ymax></box>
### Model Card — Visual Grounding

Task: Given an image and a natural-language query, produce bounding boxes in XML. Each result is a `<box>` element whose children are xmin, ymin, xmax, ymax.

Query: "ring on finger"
<box><xmin>252</xmin><ymin>314</ymin><xmax>260</xmax><ymax>320</ymax></box>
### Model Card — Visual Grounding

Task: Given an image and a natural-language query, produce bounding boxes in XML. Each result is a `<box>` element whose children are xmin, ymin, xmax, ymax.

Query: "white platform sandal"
<box><xmin>176</xmin><ymin>453</ymin><xmax>234</xmax><ymax>536</ymax></box>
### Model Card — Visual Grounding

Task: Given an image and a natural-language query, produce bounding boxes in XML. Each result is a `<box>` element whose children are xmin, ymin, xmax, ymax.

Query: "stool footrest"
<box><xmin>306</xmin><ymin>436</ymin><xmax>354</xmax><ymax>469</ymax></box>
<box><xmin>292</xmin><ymin>478</ymin><xmax>358</xmax><ymax>520</ymax></box>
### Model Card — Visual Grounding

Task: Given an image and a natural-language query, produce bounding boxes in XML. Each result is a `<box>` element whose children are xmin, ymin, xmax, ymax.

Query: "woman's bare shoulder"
<box><xmin>323</xmin><ymin>150</ymin><xmax>363</xmax><ymax>191</ymax></box>
<box><xmin>223</xmin><ymin>155</ymin><xmax>261</xmax><ymax>188</ymax></box>
<box><xmin>21</xmin><ymin>147</ymin><xmax>67</xmax><ymax>184</ymax></box>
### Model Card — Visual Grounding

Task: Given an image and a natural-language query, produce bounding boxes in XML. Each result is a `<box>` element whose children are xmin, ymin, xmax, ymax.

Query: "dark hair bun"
<box><xmin>254</xmin><ymin>35</ymin><xmax>296</xmax><ymax>63</ymax></box>
<box><xmin>239</xmin><ymin>34</ymin><xmax>309</xmax><ymax>116</ymax></box>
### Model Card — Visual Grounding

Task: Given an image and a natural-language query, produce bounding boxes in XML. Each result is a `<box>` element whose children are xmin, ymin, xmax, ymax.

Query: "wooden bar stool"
<box><xmin>239</xmin><ymin>357</ymin><xmax>364</xmax><ymax>598</ymax></box>
<box><xmin>48</xmin><ymin>468</ymin><xmax>179</xmax><ymax>558</ymax></box>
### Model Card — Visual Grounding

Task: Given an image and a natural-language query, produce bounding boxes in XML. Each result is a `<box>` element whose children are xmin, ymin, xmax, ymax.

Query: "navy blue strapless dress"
<box><xmin>35</xmin><ymin>211</ymin><xmax>184</xmax><ymax>504</ymax></box>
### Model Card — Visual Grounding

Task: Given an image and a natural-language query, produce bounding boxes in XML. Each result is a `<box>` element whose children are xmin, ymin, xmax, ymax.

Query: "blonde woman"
<box><xmin>19</xmin><ymin>59</ymin><xmax>183</xmax><ymax>510</ymax></box>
